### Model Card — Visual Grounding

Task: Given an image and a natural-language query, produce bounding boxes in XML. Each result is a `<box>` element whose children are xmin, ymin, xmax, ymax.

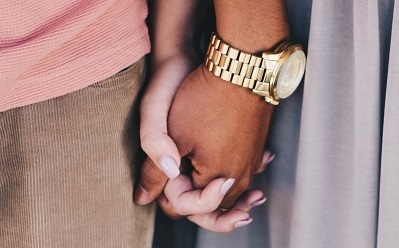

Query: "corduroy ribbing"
<box><xmin>0</xmin><ymin>0</ymin><xmax>150</xmax><ymax>112</ymax></box>
<box><xmin>0</xmin><ymin>58</ymin><xmax>155</xmax><ymax>247</ymax></box>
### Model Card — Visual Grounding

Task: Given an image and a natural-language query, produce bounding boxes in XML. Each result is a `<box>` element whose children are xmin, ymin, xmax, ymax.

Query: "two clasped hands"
<box><xmin>134</xmin><ymin>0</ymin><xmax>290</xmax><ymax>233</ymax></box>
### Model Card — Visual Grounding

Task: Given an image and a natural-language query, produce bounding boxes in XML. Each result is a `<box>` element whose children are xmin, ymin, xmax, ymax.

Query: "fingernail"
<box><xmin>234</xmin><ymin>218</ymin><xmax>253</xmax><ymax>228</ymax></box>
<box><xmin>135</xmin><ymin>185</ymin><xmax>149</xmax><ymax>205</ymax></box>
<box><xmin>159</xmin><ymin>155</ymin><xmax>180</xmax><ymax>179</ymax></box>
<box><xmin>139</xmin><ymin>184</ymin><xmax>148</xmax><ymax>194</ymax></box>
<box><xmin>251</xmin><ymin>197</ymin><xmax>267</xmax><ymax>207</ymax></box>
<box><xmin>266</xmin><ymin>154</ymin><xmax>275</xmax><ymax>164</ymax></box>
<box><xmin>219</xmin><ymin>178</ymin><xmax>235</xmax><ymax>195</ymax></box>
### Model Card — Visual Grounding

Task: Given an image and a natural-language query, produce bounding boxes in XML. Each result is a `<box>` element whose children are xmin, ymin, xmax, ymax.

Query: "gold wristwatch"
<box><xmin>205</xmin><ymin>32</ymin><xmax>306</xmax><ymax>105</ymax></box>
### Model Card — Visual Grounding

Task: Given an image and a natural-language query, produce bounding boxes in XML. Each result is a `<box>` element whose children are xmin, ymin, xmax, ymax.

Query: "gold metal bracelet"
<box><xmin>204</xmin><ymin>32</ymin><xmax>279</xmax><ymax>105</ymax></box>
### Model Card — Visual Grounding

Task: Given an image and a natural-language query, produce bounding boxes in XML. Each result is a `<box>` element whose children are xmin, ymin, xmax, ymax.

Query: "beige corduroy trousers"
<box><xmin>0</xmin><ymin>58</ymin><xmax>155</xmax><ymax>248</ymax></box>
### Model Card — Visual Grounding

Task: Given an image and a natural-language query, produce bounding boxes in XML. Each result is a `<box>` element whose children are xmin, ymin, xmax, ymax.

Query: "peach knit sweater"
<box><xmin>0</xmin><ymin>0</ymin><xmax>150</xmax><ymax>112</ymax></box>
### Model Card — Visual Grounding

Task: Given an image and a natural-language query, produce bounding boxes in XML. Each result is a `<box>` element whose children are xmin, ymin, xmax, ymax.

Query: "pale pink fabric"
<box><xmin>0</xmin><ymin>0</ymin><xmax>150</xmax><ymax>112</ymax></box>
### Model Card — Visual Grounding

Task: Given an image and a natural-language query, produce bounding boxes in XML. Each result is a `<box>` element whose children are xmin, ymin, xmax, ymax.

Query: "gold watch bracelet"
<box><xmin>204</xmin><ymin>32</ymin><xmax>280</xmax><ymax>105</ymax></box>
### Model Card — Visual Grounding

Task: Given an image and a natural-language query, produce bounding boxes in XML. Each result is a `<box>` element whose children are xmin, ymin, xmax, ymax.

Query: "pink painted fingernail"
<box><xmin>234</xmin><ymin>218</ymin><xmax>253</xmax><ymax>228</ymax></box>
<box><xmin>159</xmin><ymin>156</ymin><xmax>180</xmax><ymax>179</ymax></box>
<box><xmin>219</xmin><ymin>178</ymin><xmax>235</xmax><ymax>195</ymax></box>
<box><xmin>251</xmin><ymin>197</ymin><xmax>267</xmax><ymax>207</ymax></box>
<box><xmin>265</xmin><ymin>153</ymin><xmax>275</xmax><ymax>164</ymax></box>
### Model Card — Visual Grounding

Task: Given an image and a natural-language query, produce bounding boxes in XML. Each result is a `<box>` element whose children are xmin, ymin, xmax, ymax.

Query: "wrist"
<box><xmin>204</xmin><ymin>28</ymin><xmax>306</xmax><ymax>105</ymax></box>
<box><xmin>216</xmin><ymin>27</ymin><xmax>290</xmax><ymax>54</ymax></box>
<box><xmin>151</xmin><ymin>44</ymin><xmax>198</xmax><ymax>68</ymax></box>
<box><xmin>150</xmin><ymin>0</ymin><xmax>204</xmax><ymax>66</ymax></box>
<box><xmin>201</xmin><ymin>65</ymin><xmax>274</xmax><ymax>115</ymax></box>
<box><xmin>214</xmin><ymin>0</ymin><xmax>290</xmax><ymax>53</ymax></box>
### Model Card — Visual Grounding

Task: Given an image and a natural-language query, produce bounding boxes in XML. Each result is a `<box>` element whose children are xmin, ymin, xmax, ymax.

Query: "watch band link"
<box><xmin>204</xmin><ymin>33</ymin><xmax>278</xmax><ymax>105</ymax></box>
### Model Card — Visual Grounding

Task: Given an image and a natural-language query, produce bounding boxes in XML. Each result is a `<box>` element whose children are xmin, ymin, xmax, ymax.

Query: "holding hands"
<box><xmin>134</xmin><ymin>0</ymin><xmax>291</xmax><ymax>233</ymax></box>
<box><xmin>135</xmin><ymin>49</ymin><xmax>274</xmax><ymax>231</ymax></box>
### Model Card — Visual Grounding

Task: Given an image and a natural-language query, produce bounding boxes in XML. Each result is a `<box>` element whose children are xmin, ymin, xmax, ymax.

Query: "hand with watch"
<box><xmin>165</xmin><ymin>32</ymin><xmax>306</xmax><ymax>209</ymax></box>
<box><xmin>136</xmin><ymin>0</ymin><xmax>306</xmax><ymax>231</ymax></box>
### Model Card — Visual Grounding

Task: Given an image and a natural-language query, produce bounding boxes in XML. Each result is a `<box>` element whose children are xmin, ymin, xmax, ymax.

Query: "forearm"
<box><xmin>214</xmin><ymin>0</ymin><xmax>290</xmax><ymax>53</ymax></box>
<box><xmin>150</xmin><ymin>0</ymin><xmax>201</xmax><ymax>64</ymax></box>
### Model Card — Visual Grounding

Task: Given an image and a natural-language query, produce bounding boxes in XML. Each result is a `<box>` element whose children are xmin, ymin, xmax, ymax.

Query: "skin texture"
<box><xmin>135</xmin><ymin>0</ymin><xmax>290</xmax><ymax>231</ymax></box>
<box><xmin>168</xmin><ymin>67</ymin><xmax>274</xmax><ymax>208</ymax></box>
<box><xmin>135</xmin><ymin>0</ymin><xmax>273</xmax><ymax>232</ymax></box>
<box><xmin>214</xmin><ymin>0</ymin><xmax>290</xmax><ymax>53</ymax></box>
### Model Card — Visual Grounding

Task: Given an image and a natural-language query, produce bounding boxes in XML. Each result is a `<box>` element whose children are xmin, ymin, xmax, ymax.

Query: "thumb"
<box><xmin>136</xmin><ymin>118</ymin><xmax>181</xmax><ymax>206</ymax></box>
<box><xmin>137</xmin><ymin>58</ymin><xmax>194</xmax><ymax>204</ymax></box>
<box><xmin>134</xmin><ymin>156</ymin><xmax>169</xmax><ymax>205</ymax></box>
<box><xmin>139</xmin><ymin>64</ymin><xmax>184</xmax><ymax>179</ymax></box>
<box><xmin>137</xmin><ymin>78</ymin><xmax>182</xmax><ymax>205</ymax></box>
<box><xmin>140</xmin><ymin>132</ymin><xmax>180</xmax><ymax>179</ymax></box>
<box><xmin>135</xmin><ymin>132</ymin><xmax>181</xmax><ymax>205</ymax></box>
<box><xmin>137</xmin><ymin>104</ymin><xmax>182</xmax><ymax>205</ymax></box>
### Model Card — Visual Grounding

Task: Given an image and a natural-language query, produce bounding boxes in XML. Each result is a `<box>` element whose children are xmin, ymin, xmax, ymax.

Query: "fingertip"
<box><xmin>139</xmin><ymin>131</ymin><xmax>182</xmax><ymax>178</ymax></box>
<box><xmin>188</xmin><ymin>209</ymin><xmax>252</xmax><ymax>233</ymax></box>
<box><xmin>255</xmin><ymin>152</ymin><xmax>274</xmax><ymax>175</ymax></box>
<box><xmin>225</xmin><ymin>211</ymin><xmax>251</xmax><ymax>232</ymax></box>
<box><xmin>134</xmin><ymin>184</ymin><xmax>150</xmax><ymax>205</ymax></box>
<box><xmin>248</xmin><ymin>190</ymin><xmax>264</xmax><ymax>200</ymax></box>
<box><xmin>219</xmin><ymin>178</ymin><xmax>235</xmax><ymax>195</ymax></box>
<box><xmin>199</xmin><ymin>177</ymin><xmax>234</xmax><ymax>204</ymax></box>
<box><xmin>159</xmin><ymin>155</ymin><xmax>180</xmax><ymax>179</ymax></box>
<box><xmin>262</xmin><ymin>151</ymin><xmax>275</xmax><ymax>165</ymax></box>
<box><xmin>233</xmin><ymin>218</ymin><xmax>253</xmax><ymax>229</ymax></box>
<box><xmin>138</xmin><ymin>156</ymin><xmax>169</xmax><ymax>203</ymax></box>
<box><xmin>251</xmin><ymin>197</ymin><xmax>266</xmax><ymax>207</ymax></box>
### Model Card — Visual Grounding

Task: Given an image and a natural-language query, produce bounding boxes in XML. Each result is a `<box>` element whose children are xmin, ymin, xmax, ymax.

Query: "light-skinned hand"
<box><xmin>136</xmin><ymin>64</ymin><xmax>274</xmax><ymax>209</ymax></box>
<box><xmin>156</xmin><ymin>174</ymin><xmax>268</xmax><ymax>232</ymax></box>
<box><xmin>135</xmin><ymin>51</ymin><xmax>274</xmax><ymax>232</ymax></box>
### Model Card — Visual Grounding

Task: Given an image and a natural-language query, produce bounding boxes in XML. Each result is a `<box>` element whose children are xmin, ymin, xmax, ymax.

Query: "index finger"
<box><xmin>134</xmin><ymin>156</ymin><xmax>168</xmax><ymax>205</ymax></box>
<box><xmin>160</xmin><ymin>174</ymin><xmax>235</xmax><ymax>216</ymax></box>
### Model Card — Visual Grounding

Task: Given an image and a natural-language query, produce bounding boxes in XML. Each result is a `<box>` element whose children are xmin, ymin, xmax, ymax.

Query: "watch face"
<box><xmin>276</xmin><ymin>50</ymin><xmax>306</xmax><ymax>99</ymax></box>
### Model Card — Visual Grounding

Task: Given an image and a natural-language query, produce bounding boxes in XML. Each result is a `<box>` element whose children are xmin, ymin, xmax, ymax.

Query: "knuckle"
<box><xmin>208</xmin><ymin>204</ymin><xmax>219</xmax><ymax>213</ymax></box>
<box><xmin>159</xmin><ymin>202</ymin><xmax>183</xmax><ymax>220</ymax></box>
<box><xmin>206</xmin><ymin>199</ymin><xmax>220</xmax><ymax>212</ymax></box>
<box><xmin>163</xmin><ymin>207</ymin><xmax>182</xmax><ymax>219</ymax></box>
<box><xmin>197</xmin><ymin>198</ymin><xmax>215</xmax><ymax>212</ymax></box>
<box><xmin>236</xmin><ymin>178</ymin><xmax>251</xmax><ymax>193</ymax></box>
<box><xmin>171</xmin><ymin>203</ymin><xmax>185</xmax><ymax>215</ymax></box>
<box><xmin>192</xmin><ymin>171</ymin><xmax>212</xmax><ymax>189</ymax></box>
<box><xmin>140</xmin><ymin>135</ymin><xmax>155</xmax><ymax>154</ymax></box>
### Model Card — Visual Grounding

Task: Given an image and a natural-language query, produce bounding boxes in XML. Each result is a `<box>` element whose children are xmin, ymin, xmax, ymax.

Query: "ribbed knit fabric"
<box><xmin>0</xmin><ymin>58</ymin><xmax>155</xmax><ymax>247</ymax></box>
<box><xmin>0</xmin><ymin>0</ymin><xmax>150</xmax><ymax>112</ymax></box>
